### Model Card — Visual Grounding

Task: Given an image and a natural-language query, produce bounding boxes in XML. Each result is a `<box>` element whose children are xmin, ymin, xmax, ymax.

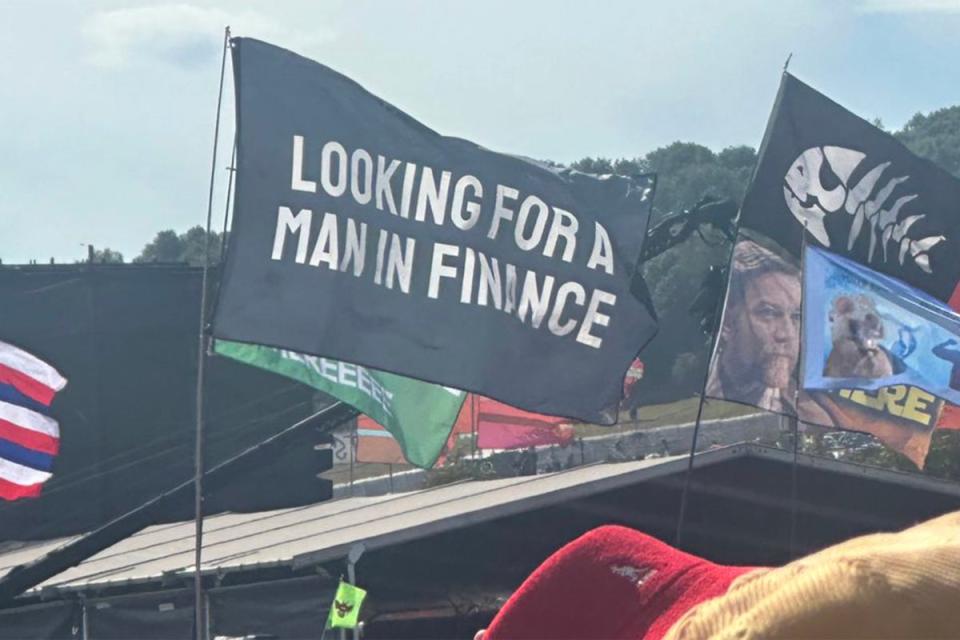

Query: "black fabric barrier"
<box><xmin>0</xmin><ymin>265</ymin><xmax>329</xmax><ymax>542</ymax></box>
<box><xmin>0</xmin><ymin>600</ymin><xmax>80</xmax><ymax>640</ymax></box>
<box><xmin>86</xmin><ymin>589</ymin><xmax>193</xmax><ymax>640</ymax></box>
<box><xmin>210</xmin><ymin>576</ymin><xmax>335</xmax><ymax>640</ymax></box>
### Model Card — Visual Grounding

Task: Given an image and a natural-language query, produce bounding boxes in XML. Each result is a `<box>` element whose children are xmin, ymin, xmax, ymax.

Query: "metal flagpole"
<box><xmin>789</xmin><ymin>227</ymin><xmax>810</xmax><ymax>558</ymax></box>
<box><xmin>776</xmin><ymin>67</ymin><xmax>807</xmax><ymax>560</ymax></box>
<box><xmin>674</xmin><ymin>69</ymin><xmax>791</xmax><ymax>548</ymax></box>
<box><xmin>194</xmin><ymin>25</ymin><xmax>230</xmax><ymax>640</ymax></box>
<box><xmin>788</xmin><ymin>412</ymin><xmax>801</xmax><ymax>558</ymax></box>
<box><xmin>674</xmin><ymin>241</ymin><xmax>738</xmax><ymax>547</ymax></box>
<box><xmin>349</xmin><ymin>418</ymin><xmax>356</xmax><ymax>496</ymax></box>
<box><xmin>471</xmin><ymin>394</ymin><xmax>478</xmax><ymax>460</ymax></box>
<box><xmin>673</xmin><ymin>355</ymin><xmax>715</xmax><ymax>547</ymax></box>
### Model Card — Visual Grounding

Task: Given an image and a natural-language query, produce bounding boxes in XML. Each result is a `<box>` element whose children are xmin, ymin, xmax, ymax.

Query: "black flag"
<box><xmin>741</xmin><ymin>73</ymin><xmax>960</xmax><ymax>301</ymax></box>
<box><xmin>213</xmin><ymin>39</ymin><xmax>658</xmax><ymax>424</ymax></box>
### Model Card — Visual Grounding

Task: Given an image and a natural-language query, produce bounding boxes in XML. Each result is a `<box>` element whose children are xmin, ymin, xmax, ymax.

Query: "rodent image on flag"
<box><xmin>803</xmin><ymin>246</ymin><xmax>960</xmax><ymax>406</ymax></box>
<box><xmin>212</xmin><ymin>38</ymin><xmax>658</xmax><ymax>425</ymax></box>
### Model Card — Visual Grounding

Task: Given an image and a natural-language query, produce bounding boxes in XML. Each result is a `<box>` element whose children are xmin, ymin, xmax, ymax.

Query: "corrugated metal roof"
<box><xmin>5</xmin><ymin>444</ymin><xmax>960</xmax><ymax>596</ymax></box>
<box><xmin>0</xmin><ymin>538</ymin><xmax>80</xmax><ymax>582</ymax></box>
<box><xmin>7</xmin><ymin>451</ymin><xmax>712</xmax><ymax>594</ymax></box>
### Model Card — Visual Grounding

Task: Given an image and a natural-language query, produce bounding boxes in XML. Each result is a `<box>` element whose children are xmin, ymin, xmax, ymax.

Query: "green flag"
<box><xmin>214</xmin><ymin>339</ymin><xmax>466</xmax><ymax>468</ymax></box>
<box><xmin>327</xmin><ymin>580</ymin><xmax>367</xmax><ymax>629</ymax></box>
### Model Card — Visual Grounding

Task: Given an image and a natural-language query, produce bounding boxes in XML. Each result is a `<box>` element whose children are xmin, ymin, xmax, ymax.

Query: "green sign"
<box><xmin>214</xmin><ymin>339</ymin><xmax>466</xmax><ymax>468</ymax></box>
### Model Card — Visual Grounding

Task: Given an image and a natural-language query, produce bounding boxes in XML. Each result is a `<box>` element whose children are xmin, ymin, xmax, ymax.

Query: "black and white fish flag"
<box><xmin>212</xmin><ymin>38</ymin><xmax>658</xmax><ymax>424</ymax></box>
<box><xmin>742</xmin><ymin>73</ymin><xmax>960</xmax><ymax>302</ymax></box>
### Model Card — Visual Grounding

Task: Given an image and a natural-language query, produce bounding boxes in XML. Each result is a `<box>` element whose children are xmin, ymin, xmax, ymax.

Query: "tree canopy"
<box><xmin>895</xmin><ymin>106</ymin><xmax>960</xmax><ymax>178</ymax></box>
<box><xmin>569</xmin><ymin>103</ymin><xmax>958</xmax><ymax>215</ymax></box>
<box><xmin>571</xmin><ymin>142</ymin><xmax>757</xmax><ymax>217</ymax></box>
<box><xmin>135</xmin><ymin>226</ymin><xmax>226</xmax><ymax>266</ymax></box>
<box><xmin>90</xmin><ymin>248</ymin><xmax>124</xmax><ymax>264</ymax></box>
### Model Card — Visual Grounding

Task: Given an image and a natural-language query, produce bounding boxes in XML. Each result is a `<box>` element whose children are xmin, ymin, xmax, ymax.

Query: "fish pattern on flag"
<box><xmin>0</xmin><ymin>341</ymin><xmax>67</xmax><ymax>500</ymax></box>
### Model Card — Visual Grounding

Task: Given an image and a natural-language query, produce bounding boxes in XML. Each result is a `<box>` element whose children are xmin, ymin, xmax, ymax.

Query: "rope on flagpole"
<box><xmin>194</xmin><ymin>24</ymin><xmax>230</xmax><ymax>640</ymax></box>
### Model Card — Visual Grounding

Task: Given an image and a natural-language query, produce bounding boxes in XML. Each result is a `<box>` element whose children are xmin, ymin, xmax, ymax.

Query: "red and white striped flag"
<box><xmin>0</xmin><ymin>341</ymin><xmax>67</xmax><ymax>500</ymax></box>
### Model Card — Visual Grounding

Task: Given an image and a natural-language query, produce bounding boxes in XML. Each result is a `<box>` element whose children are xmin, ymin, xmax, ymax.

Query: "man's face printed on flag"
<box><xmin>734</xmin><ymin>269</ymin><xmax>802</xmax><ymax>389</ymax></box>
<box><xmin>709</xmin><ymin>239</ymin><xmax>803</xmax><ymax>414</ymax></box>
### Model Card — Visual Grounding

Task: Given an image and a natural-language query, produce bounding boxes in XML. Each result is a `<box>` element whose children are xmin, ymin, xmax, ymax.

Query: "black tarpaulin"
<box><xmin>0</xmin><ymin>265</ymin><xmax>329</xmax><ymax>542</ymax></box>
<box><xmin>210</xmin><ymin>576</ymin><xmax>335</xmax><ymax>639</ymax></box>
<box><xmin>0</xmin><ymin>600</ymin><xmax>80</xmax><ymax>640</ymax></box>
<box><xmin>86</xmin><ymin>589</ymin><xmax>193</xmax><ymax>640</ymax></box>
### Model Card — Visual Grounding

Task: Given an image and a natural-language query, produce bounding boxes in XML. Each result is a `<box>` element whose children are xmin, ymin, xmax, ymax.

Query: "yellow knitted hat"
<box><xmin>663</xmin><ymin>510</ymin><xmax>960</xmax><ymax>639</ymax></box>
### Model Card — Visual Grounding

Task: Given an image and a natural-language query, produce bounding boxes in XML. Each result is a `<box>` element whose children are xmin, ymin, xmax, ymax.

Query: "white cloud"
<box><xmin>858</xmin><ymin>0</ymin><xmax>960</xmax><ymax>13</ymax></box>
<box><xmin>82</xmin><ymin>4</ymin><xmax>335</xmax><ymax>69</ymax></box>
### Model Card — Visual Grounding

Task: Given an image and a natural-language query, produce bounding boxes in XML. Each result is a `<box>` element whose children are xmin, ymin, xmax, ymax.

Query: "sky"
<box><xmin>1</xmin><ymin>0</ymin><xmax>958</xmax><ymax>265</ymax></box>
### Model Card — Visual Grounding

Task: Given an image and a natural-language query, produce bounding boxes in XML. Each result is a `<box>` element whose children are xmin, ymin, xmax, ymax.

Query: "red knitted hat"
<box><xmin>483</xmin><ymin>526</ymin><xmax>756</xmax><ymax>640</ymax></box>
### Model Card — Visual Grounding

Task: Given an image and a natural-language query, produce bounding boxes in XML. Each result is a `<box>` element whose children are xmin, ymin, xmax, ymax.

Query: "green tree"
<box><xmin>570</xmin><ymin>157</ymin><xmax>647</xmax><ymax>179</ymax></box>
<box><xmin>644</xmin><ymin>142</ymin><xmax>755</xmax><ymax>215</ymax></box>
<box><xmin>895</xmin><ymin>106</ymin><xmax>960</xmax><ymax>178</ymax></box>
<box><xmin>91</xmin><ymin>248</ymin><xmax>124</xmax><ymax>263</ymax></box>
<box><xmin>572</xmin><ymin>142</ymin><xmax>756</xmax><ymax>216</ymax></box>
<box><xmin>135</xmin><ymin>227</ymin><xmax>225</xmax><ymax>266</ymax></box>
<box><xmin>178</xmin><ymin>226</ymin><xmax>220</xmax><ymax>266</ymax></box>
<box><xmin>136</xmin><ymin>230</ymin><xmax>182</xmax><ymax>263</ymax></box>
<box><xmin>570</xmin><ymin>157</ymin><xmax>615</xmax><ymax>175</ymax></box>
